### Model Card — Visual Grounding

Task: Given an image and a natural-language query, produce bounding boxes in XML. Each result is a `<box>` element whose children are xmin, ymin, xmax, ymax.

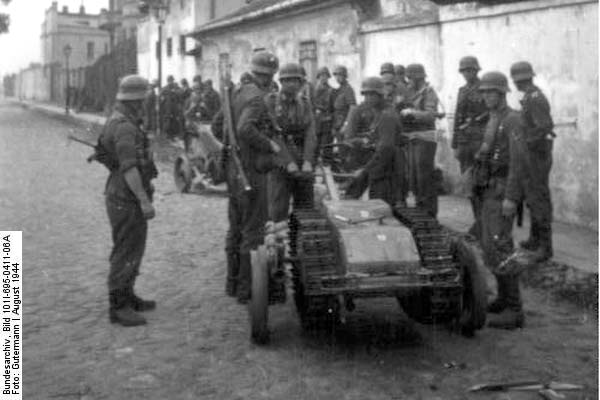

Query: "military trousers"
<box><xmin>316</xmin><ymin>119</ymin><xmax>333</xmax><ymax>165</ymax></box>
<box><xmin>524</xmin><ymin>142</ymin><xmax>553</xmax><ymax>250</ymax></box>
<box><xmin>408</xmin><ymin>138</ymin><xmax>438</xmax><ymax>217</ymax></box>
<box><xmin>268</xmin><ymin>168</ymin><xmax>313</xmax><ymax>223</ymax></box>
<box><xmin>394</xmin><ymin>145</ymin><xmax>409</xmax><ymax>204</ymax></box>
<box><xmin>105</xmin><ymin>196</ymin><xmax>148</xmax><ymax>293</ymax></box>
<box><xmin>480</xmin><ymin>178</ymin><xmax>521</xmax><ymax>311</ymax></box>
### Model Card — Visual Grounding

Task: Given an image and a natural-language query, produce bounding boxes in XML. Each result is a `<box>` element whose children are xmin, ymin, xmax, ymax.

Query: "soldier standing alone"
<box><xmin>453</xmin><ymin>56</ymin><xmax>488</xmax><ymax>238</ymax></box>
<box><xmin>477</xmin><ymin>71</ymin><xmax>526</xmax><ymax>329</ymax></box>
<box><xmin>510</xmin><ymin>61</ymin><xmax>555</xmax><ymax>262</ymax></box>
<box><xmin>99</xmin><ymin>75</ymin><xmax>158</xmax><ymax>327</ymax></box>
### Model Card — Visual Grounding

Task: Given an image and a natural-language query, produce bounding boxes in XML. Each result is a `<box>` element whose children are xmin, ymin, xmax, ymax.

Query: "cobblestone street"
<box><xmin>1</xmin><ymin>102</ymin><xmax>597</xmax><ymax>400</ymax></box>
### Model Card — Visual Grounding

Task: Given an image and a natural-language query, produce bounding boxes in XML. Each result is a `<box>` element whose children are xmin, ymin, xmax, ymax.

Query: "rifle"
<box><xmin>67</xmin><ymin>134</ymin><xmax>99</xmax><ymax>163</ymax></box>
<box><xmin>458</xmin><ymin>111</ymin><xmax>489</xmax><ymax>131</ymax></box>
<box><xmin>221</xmin><ymin>75</ymin><xmax>251</xmax><ymax>192</ymax></box>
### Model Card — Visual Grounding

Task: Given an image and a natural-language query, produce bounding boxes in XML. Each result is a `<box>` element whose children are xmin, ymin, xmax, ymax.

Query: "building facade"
<box><xmin>145</xmin><ymin>0</ymin><xmax>597</xmax><ymax>228</ymax></box>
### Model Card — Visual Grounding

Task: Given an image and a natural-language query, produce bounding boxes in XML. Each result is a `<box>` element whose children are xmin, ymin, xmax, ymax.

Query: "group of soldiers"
<box><xmin>143</xmin><ymin>74</ymin><xmax>221</xmax><ymax>140</ymax></box>
<box><xmin>96</xmin><ymin>50</ymin><xmax>554</xmax><ymax>332</ymax></box>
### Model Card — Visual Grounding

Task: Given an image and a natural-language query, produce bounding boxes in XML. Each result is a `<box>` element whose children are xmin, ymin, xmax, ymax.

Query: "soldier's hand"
<box><xmin>301</xmin><ymin>161</ymin><xmax>312</xmax><ymax>172</ymax></box>
<box><xmin>270</xmin><ymin>140</ymin><xmax>281</xmax><ymax>154</ymax></box>
<box><xmin>286</xmin><ymin>162</ymin><xmax>299</xmax><ymax>173</ymax></box>
<box><xmin>400</xmin><ymin>108</ymin><xmax>415</xmax><ymax>117</ymax></box>
<box><xmin>502</xmin><ymin>199</ymin><xmax>517</xmax><ymax>217</ymax></box>
<box><xmin>140</xmin><ymin>201</ymin><xmax>156</xmax><ymax>220</ymax></box>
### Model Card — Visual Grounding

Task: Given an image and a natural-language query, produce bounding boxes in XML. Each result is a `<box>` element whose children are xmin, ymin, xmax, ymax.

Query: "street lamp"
<box><xmin>63</xmin><ymin>44</ymin><xmax>72</xmax><ymax>115</ymax></box>
<box><xmin>152</xmin><ymin>2</ymin><xmax>168</xmax><ymax>137</ymax></box>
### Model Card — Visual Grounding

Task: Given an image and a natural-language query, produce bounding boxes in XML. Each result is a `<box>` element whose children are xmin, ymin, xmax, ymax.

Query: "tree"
<box><xmin>0</xmin><ymin>0</ymin><xmax>11</xmax><ymax>35</ymax></box>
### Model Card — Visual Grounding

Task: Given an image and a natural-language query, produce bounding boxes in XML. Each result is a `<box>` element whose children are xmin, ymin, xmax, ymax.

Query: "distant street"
<box><xmin>1</xmin><ymin>101</ymin><xmax>596</xmax><ymax>400</ymax></box>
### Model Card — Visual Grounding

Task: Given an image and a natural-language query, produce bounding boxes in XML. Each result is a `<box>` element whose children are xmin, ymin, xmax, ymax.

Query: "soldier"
<box><xmin>331</xmin><ymin>65</ymin><xmax>357</xmax><ymax>141</ymax></box>
<box><xmin>453</xmin><ymin>56</ymin><xmax>488</xmax><ymax>238</ymax></box>
<box><xmin>344</xmin><ymin>77</ymin><xmax>406</xmax><ymax>205</ymax></box>
<box><xmin>400</xmin><ymin>63</ymin><xmax>440</xmax><ymax>217</ymax></box>
<box><xmin>266</xmin><ymin>63</ymin><xmax>316</xmax><ymax>224</ymax></box>
<box><xmin>394</xmin><ymin>64</ymin><xmax>409</xmax><ymax>99</ymax></box>
<box><xmin>510</xmin><ymin>61</ymin><xmax>554</xmax><ymax>262</ymax></box>
<box><xmin>313</xmin><ymin>66</ymin><xmax>335</xmax><ymax>164</ymax></box>
<box><xmin>299</xmin><ymin>65</ymin><xmax>315</xmax><ymax>108</ymax></box>
<box><xmin>160</xmin><ymin>75</ymin><xmax>182</xmax><ymax>140</ymax></box>
<box><xmin>99</xmin><ymin>75</ymin><xmax>158</xmax><ymax>327</ymax></box>
<box><xmin>212</xmin><ymin>51</ymin><xmax>284</xmax><ymax>305</ymax></box>
<box><xmin>380</xmin><ymin>62</ymin><xmax>398</xmax><ymax>108</ymax></box>
<box><xmin>201</xmin><ymin>79</ymin><xmax>221</xmax><ymax>121</ymax></box>
<box><xmin>180</xmin><ymin>78</ymin><xmax>192</xmax><ymax>103</ymax></box>
<box><xmin>476</xmin><ymin>71</ymin><xmax>526</xmax><ymax>329</ymax></box>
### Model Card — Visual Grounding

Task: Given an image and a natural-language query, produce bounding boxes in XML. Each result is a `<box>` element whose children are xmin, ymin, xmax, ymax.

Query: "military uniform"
<box><xmin>201</xmin><ymin>84</ymin><xmax>221</xmax><ymax>121</ymax></box>
<box><xmin>314</xmin><ymin>68</ymin><xmax>335</xmax><ymax>163</ymax></box>
<box><xmin>160</xmin><ymin>82</ymin><xmax>182</xmax><ymax>139</ymax></box>
<box><xmin>519</xmin><ymin>84</ymin><xmax>554</xmax><ymax>257</ymax></box>
<box><xmin>344</xmin><ymin>77</ymin><xmax>406</xmax><ymax>205</ymax></box>
<box><xmin>402</xmin><ymin>64</ymin><xmax>440</xmax><ymax>217</ymax></box>
<box><xmin>332</xmin><ymin>66</ymin><xmax>356</xmax><ymax>138</ymax></box>
<box><xmin>266</xmin><ymin>90</ymin><xmax>316</xmax><ymax>222</ymax></box>
<box><xmin>100</xmin><ymin>76</ymin><xmax>158</xmax><ymax>326</ymax></box>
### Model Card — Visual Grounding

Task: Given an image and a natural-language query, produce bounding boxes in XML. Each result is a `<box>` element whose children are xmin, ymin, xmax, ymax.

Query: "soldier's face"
<box><xmin>280</xmin><ymin>78</ymin><xmax>302</xmax><ymax>95</ymax></box>
<box><xmin>482</xmin><ymin>90</ymin><xmax>501</xmax><ymax>109</ymax></box>
<box><xmin>318</xmin><ymin>74</ymin><xmax>329</xmax><ymax>85</ymax></box>
<box><xmin>363</xmin><ymin>92</ymin><xmax>382</xmax><ymax>107</ymax></box>
<box><xmin>334</xmin><ymin>74</ymin><xmax>346</xmax><ymax>85</ymax></box>
<box><xmin>461</xmin><ymin>69</ymin><xmax>478</xmax><ymax>83</ymax></box>
<box><xmin>253</xmin><ymin>72</ymin><xmax>273</xmax><ymax>88</ymax></box>
<box><xmin>513</xmin><ymin>79</ymin><xmax>528</xmax><ymax>92</ymax></box>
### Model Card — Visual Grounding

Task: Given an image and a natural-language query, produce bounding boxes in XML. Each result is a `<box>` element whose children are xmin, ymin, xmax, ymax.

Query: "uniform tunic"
<box><xmin>100</xmin><ymin>103</ymin><xmax>157</xmax><ymax>293</ymax></box>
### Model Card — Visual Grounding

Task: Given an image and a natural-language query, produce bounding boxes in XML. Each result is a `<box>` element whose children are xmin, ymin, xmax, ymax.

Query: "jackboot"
<box><xmin>530</xmin><ymin>225</ymin><xmax>553</xmax><ymax>262</ymax></box>
<box><xmin>225</xmin><ymin>252</ymin><xmax>240</xmax><ymax>298</ymax></box>
<box><xmin>109</xmin><ymin>289</ymin><xmax>146</xmax><ymax>327</ymax></box>
<box><xmin>128</xmin><ymin>287</ymin><xmax>156</xmax><ymax>312</ymax></box>
<box><xmin>237</xmin><ymin>253</ymin><xmax>252</xmax><ymax>304</ymax></box>
<box><xmin>487</xmin><ymin>274</ymin><xmax>508</xmax><ymax>314</ymax></box>
<box><xmin>519</xmin><ymin>220</ymin><xmax>539</xmax><ymax>251</ymax></box>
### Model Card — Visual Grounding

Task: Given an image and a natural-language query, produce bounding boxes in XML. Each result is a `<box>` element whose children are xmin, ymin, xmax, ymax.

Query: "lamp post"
<box><xmin>63</xmin><ymin>44</ymin><xmax>72</xmax><ymax>115</ymax></box>
<box><xmin>152</xmin><ymin>2</ymin><xmax>167</xmax><ymax>137</ymax></box>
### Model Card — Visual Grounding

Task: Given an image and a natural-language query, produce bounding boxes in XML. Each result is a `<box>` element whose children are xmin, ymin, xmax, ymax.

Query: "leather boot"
<box><xmin>519</xmin><ymin>220</ymin><xmax>539</xmax><ymax>251</ymax></box>
<box><xmin>225</xmin><ymin>252</ymin><xmax>239</xmax><ymax>298</ymax></box>
<box><xmin>128</xmin><ymin>287</ymin><xmax>156</xmax><ymax>312</ymax></box>
<box><xmin>109</xmin><ymin>290</ymin><xmax>146</xmax><ymax>327</ymax></box>
<box><xmin>487</xmin><ymin>275</ymin><xmax>508</xmax><ymax>313</ymax></box>
<box><xmin>237</xmin><ymin>253</ymin><xmax>252</xmax><ymax>304</ymax></box>
<box><xmin>487</xmin><ymin>275</ymin><xmax>524</xmax><ymax>329</ymax></box>
<box><xmin>530</xmin><ymin>225</ymin><xmax>553</xmax><ymax>262</ymax></box>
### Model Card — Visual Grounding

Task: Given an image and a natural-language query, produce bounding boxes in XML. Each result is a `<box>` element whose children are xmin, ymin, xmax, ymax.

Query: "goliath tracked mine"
<box><xmin>248</xmin><ymin>168</ymin><xmax>487</xmax><ymax>345</ymax></box>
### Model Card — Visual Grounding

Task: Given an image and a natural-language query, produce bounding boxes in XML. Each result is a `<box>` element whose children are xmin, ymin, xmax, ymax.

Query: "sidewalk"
<box><xmin>17</xmin><ymin>98</ymin><xmax>599</xmax><ymax>308</ymax></box>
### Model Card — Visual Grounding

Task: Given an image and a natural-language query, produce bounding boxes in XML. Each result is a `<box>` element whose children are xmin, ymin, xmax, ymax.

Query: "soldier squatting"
<box><xmin>97</xmin><ymin>52</ymin><xmax>555</xmax><ymax>332</ymax></box>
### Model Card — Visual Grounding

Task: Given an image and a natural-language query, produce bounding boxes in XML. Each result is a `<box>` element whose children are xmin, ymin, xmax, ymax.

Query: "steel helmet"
<box><xmin>394</xmin><ymin>64</ymin><xmax>405</xmax><ymax>75</ymax></box>
<box><xmin>278</xmin><ymin>63</ymin><xmax>304</xmax><ymax>80</ymax></box>
<box><xmin>332</xmin><ymin>65</ymin><xmax>348</xmax><ymax>78</ymax></box>
<box><xmin>116</xmin><ymin>75</ymin><xmax>149</xmax><ymax>101</ymax></box>
<box><xmin>251</xmin><ymin>51</ymin><xmax>279</xmax><ymax>75</ymax></box>
<box><xmin>360</xmin><ymin>76</ymin><xmax>385</xmax><ymax>95</ymax></box>
<box><xmin>479</xmin><ymin>71</ymin><xmax>510</xmax><ymax>93</ymax></box>
<box><xmin>406</xmin><ymin>63</ymin><xmax>426</xmax><ymax>80</ymax></box>
<box><xmin>380</xmin><ymin>62</ymin><xmax>395</xmax><ymax>75</ymax></box>
<box><xmin>316</xmin><ymin>66</ymin><xmax>331</xmax><ymax>78</ymax></box>
<box><xmin>510</xmin><ymin>61</ymin><xmax>535</xmax><ymax>82</ymax></box>
<box><xmin>458</xmin><ymin>56</ymin><xmax>481</xmax><ymax>72</ymax></box>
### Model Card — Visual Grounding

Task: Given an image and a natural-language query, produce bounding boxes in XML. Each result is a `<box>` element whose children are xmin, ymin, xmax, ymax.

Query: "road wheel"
<box><xmin>453</xmin><ymin>237</ymin><xmax>487</xmax><ymax>337</ymax></box>
<box><xmin>174</xmin><ymin>155</ymin><xmax>192</xmax><ymax>193</ymax></box>
<box><xmin>249</xmin><ymin>246</ymin><xmax>270</xmax><ymax>345</ymax></box>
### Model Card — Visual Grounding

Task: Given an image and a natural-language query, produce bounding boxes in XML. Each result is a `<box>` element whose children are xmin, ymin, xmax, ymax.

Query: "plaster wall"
<box><xmin>364</xmin><ymin>0</ymin><xmax>598</xmax><ymax>228</ymax></box>
<box><xmin>197</xmin><ymin>4</ymin><xmax>362</xmax><ymax>93</ymax></box>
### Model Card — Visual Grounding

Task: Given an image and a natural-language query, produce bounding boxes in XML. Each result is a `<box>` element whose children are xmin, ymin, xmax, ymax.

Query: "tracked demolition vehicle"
<box><xmin>249</xmin><ymin>168</ymin><xmax>487</xmax><ymax>344</ymax></box>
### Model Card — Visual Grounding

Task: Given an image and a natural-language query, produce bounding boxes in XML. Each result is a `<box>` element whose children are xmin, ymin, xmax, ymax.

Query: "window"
<box><xmin>179</xmin><ymin>35</ymin><xmax>186</xmax><ymax>55</ymax></box>
<box><xmin>299</xmin><ymin>40</ymin><xmax>317</xmax><ymax>82</ymax></box>
<box><xmin>87</xmin><ymin>42</ymin><xmax>94</xmax><ymax>60</ymax></box>
<box><xmin>166</xmin><ymin>38</ymin><xmax>172</xmax><ymax>57</ymax></box>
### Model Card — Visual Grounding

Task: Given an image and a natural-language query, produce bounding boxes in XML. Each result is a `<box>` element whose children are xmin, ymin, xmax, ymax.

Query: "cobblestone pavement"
<box><xmin>0</xmin><ymin>102</ymin><xmax>597</xmax><ymax>400</ymax></box>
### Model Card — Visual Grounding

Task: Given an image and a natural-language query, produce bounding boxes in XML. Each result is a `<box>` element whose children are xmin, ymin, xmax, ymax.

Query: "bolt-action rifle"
<box><xmin>221</xmin><ymin>75</ymin><xmax>251</xmax><ymax>192</ymax></box>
